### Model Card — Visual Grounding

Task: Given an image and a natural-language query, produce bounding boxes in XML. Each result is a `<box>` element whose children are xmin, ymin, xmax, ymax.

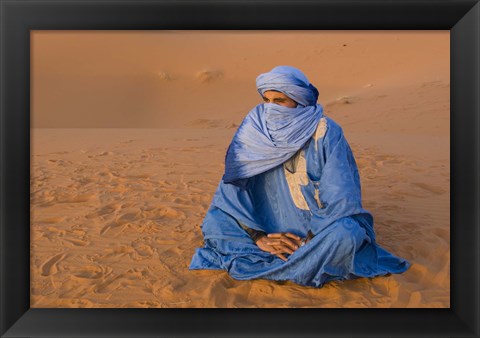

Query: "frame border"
<box><xmin>1</xmin><ymin>0</ymin><xmax>479</xmax><ymax>337</ymax></box>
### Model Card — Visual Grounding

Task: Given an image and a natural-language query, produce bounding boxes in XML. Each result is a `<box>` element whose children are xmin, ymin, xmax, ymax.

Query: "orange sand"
<box><xmin>30</xmin><ymin>31</ymin><xmax>449</xmax><ymax>308</ymax></box>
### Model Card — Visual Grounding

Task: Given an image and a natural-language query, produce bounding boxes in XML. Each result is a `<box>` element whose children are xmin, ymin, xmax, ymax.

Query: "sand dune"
<box><xmin>32</xmin><ymin>30</ymin><xmax>448</xmax><ymax>128</ymax></box>
<box><xmin>30</xmin><ymin>31</ymin><xmax>449</xmax><ymax>308</ymax></box>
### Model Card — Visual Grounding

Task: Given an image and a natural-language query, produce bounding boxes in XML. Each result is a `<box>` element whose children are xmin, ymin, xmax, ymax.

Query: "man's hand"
<box><xmin>255</xmin><ymin>232</ymin><xmax>302</xmax><ymax>261</ymax></box>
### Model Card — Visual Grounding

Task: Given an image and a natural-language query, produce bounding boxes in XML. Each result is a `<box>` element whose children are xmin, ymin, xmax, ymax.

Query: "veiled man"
<box><xmin>190</xmin><ymin>66</ymin><xmax>410</xmax><ymax>287</ymax></box>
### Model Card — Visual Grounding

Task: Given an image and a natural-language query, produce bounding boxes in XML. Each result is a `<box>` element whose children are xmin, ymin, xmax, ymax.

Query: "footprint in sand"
<box><xmin>62</xmin><ymin>237</ymin><xmax>91</xmax><ymax>247</ymax></box>
<box><xmin>93</xmin><ymin>274</ymin><xmax>124</xmax><ymax>294</ymax></box>
<box><xmin>250</xmin><ymin>282</ymin><xmax>275</xmax><ymax>296</ymax></box>
<box><xmin>154</xmin><ymin>206</ymin><xmax>186</xmax><ymax>220</ymax></box>
<box><xmin>100</xmin><ymin>222</ymin><xmax>126</xmax><ymax>236</ymax></box>
<box><xmin>91</xmin><ymin>245</ymin><xmax>135</xmax><ymax>261</ymax></box>
<box><xmin>130</xmin><ymin>239</ymin><xmax>155</xmax><ymax>260</ymax></box>
<box><xmin>93</xmin><ymin>269</ymin><xmax>150</xmax><ymax>293</ymax></box>
<box><xmin>41</xmin><ymin>253</ymin><xmax>68</xmax><ymax>276</ymax></box>
<box><xmin>86</xmin><ymin>203</ymin><xmax>122</xmax><ymax>219</ymax></box>
<box><xmin>118</xmin><ymin>212</ymin><xmax>139</xmax><ymax>222</ymax></box>
<box><xmin>124</xmin><ymin>268</ymin><xmax>152</xmax><ymax>281</ymax></box>
<box><xmin>70</xmin><ymin>265</ymin><xmax>110</xmax><ymax>279</ymax></box>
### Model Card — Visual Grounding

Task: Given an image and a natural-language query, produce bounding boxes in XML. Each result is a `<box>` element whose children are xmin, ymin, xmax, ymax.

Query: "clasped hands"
<box><xmin>255</xmin><ymin>232</ymin><xmax>309</xmax><ymax>262</ymax></box>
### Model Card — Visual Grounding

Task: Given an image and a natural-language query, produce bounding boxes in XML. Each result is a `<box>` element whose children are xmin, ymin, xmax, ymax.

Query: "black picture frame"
<box><xmin>1</xmin><ymin>0</ymin><xmax>479</xmax><ymax>337</ymax></box>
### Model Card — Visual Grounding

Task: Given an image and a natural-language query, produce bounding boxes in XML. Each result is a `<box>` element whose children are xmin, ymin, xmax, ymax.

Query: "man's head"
<box><xmin>256</xmin><ymin>66</ymin><xmax>319</xmax><ymax>107</ymax></box>
<box><xmin>262</xmin><ymin>90</ymin><xmax>298</xmax><ymax>108</ymax></box>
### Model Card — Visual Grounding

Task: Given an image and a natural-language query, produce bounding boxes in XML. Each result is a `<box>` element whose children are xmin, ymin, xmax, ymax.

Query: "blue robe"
<box><xmin>190</xmin><ymin>116</ymin><xmax>410</xmax><ymax>287</ymax></box>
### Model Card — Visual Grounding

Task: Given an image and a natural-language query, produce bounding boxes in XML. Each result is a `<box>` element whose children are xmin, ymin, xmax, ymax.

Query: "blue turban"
<box><xmin>223</xmin><ymin>66</ymin><xmax>323</xmax><ymax>185</ymax></box>
<box><xmin>256</xmin><ymin>65</ymin><xmax>319</xmax><ymax>107</ymax></box>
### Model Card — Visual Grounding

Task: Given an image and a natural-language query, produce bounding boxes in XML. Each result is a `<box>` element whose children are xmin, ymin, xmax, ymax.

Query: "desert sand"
<box><xmin>30</xmin><ymin>31</ymin><xmax>449</xmax><ymax>308</ymax></box>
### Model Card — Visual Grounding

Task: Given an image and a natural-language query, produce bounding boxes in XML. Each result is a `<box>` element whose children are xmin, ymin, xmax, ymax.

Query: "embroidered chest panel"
<box><xmin>283</xmin><ymin>117</ymin><xmax>327</xmax><ymax>210</ymax></box>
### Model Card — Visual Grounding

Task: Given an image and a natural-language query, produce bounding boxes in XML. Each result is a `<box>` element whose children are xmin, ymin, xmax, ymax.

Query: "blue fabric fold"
<box><xmin>224</xmin><ymin>66</ymin><xmax>323</xmax><ymax>185</ymax></box>
<box><xmin>223</xmin><ymin>103</ymin><xmax>323</xmax><ymax>184</ymax></box>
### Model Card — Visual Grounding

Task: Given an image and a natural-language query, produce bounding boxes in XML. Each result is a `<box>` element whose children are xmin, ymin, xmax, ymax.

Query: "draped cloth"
<box><xmin>190</xmin><ymin>66</ymin><xmax>410</xmax><ymax>287</ymax></box>
<box><xmin>223</xmin><ymin>66</ymin><xmax>323</xmax><ymax>185</ymax></box>
<box><xmin>223</xmin><ymin>103</ymin><xmax>323</xmax><ymax>185</ymax></box>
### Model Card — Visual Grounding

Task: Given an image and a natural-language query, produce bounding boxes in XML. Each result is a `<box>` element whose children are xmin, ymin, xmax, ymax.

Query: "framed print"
<box><xmin>1</xmin><ymin>0</ymin><xmax>479</xmax><ymax>337</ymax></box>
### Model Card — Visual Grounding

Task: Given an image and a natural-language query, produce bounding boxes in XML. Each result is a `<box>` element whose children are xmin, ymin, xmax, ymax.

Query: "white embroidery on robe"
<box><xmin>284</xmin><ymin>118</ymin><xmax>328</xmax><ymax>210</ymax></box>
<box><xmin>313</xmin><ymin>117</ymin><xmax>327</xmax><ymax>152</ymax></box>
<box><xmin>284</xmin><ymin>150</ymin><xmax>310</xmax><ymax>210</ymax></box>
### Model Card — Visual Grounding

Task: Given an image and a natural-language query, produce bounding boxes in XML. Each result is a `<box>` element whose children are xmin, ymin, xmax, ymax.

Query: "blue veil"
<box><xmin>223</xmin><ymin>66</ymin><xmax>323</xmax><ymax>185</ymax></box>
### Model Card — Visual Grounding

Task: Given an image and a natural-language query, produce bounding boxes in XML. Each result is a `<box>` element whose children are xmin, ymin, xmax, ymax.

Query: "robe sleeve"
<box><xmin>307</xmin><ymin>118</ymin><xmax>375</xmax><ymax>240</ymax></box>
<box><xmin>238</xmin><ymin>222</ymin><xmax>267</xmax><ymax>242</ymax></box>
<box><xmin>210</xmin><ymin>176</ymin><xmax>266</xmax><ymax>233</ymax></box>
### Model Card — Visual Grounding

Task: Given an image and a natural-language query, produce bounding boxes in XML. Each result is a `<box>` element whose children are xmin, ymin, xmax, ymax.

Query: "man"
<box><xmin>190</xmin><ymin>66</ymin><xmax>409</xmax><ymax>287</ymax></box>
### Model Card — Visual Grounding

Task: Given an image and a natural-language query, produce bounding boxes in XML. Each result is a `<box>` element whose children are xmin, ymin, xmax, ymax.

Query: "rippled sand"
<box><xmin>30</xmin><ymin>31</ymin><xmax>449</xmax><ymax>308</ymax></box>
